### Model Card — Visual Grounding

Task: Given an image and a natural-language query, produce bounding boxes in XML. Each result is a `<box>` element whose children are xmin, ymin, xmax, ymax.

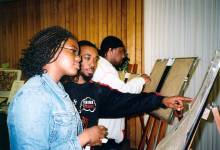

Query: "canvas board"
<box><xmin>144</xmin><ymin>59</ymin><xmax>168</xmax><ymax>93</ymax></box>
<box><xmin>156</xmin><ymin>50</ymin><xmax>220</xmax><ymax>150</ymax></box>
<box><xmin>143</xmin><ymin>58</ymin><xmax>198</xmax><ymax>122</ymax></box>
<box><xmin>151</xmin><ymin>58</ymin><xmax>198</xmax><ymax>122</ymax></box>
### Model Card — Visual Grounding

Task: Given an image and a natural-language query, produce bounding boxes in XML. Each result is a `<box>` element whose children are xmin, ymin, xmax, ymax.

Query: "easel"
<box><xmin>137</xmin><ymin>57</ymin><xmax>198</xmax><ymax>150</ymax></box>
<box><xmin>155</xmin><ymin>50</ymin><xmax>220</xmax><ymax>150</ymax></box>
<box><xmin>124</xmin><ymin>64</ymin><xmax>139</xmax><ymax>142</ymax></box>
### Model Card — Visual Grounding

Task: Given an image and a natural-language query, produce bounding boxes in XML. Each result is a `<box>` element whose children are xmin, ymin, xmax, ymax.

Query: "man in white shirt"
<box><xmin>92</xmin><ymin>36</ymin><xmax>150</xmax><ymax>149</ymax></box>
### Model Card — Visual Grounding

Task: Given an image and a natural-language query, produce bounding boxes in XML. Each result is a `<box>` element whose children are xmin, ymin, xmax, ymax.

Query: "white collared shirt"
<box><xmin>92</xmin><ymin>56</ymin><xmax>145</xmax><ymax>143</ymax></box>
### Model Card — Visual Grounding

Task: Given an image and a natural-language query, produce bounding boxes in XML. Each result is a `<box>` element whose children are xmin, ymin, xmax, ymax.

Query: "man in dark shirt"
<box><xmin>62</xmin><ymin>40</ymin><xmax>191</xmax><ymax>149</ymax></box>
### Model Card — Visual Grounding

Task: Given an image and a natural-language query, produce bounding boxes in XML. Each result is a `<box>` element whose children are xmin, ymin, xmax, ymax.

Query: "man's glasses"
<box><xmin>61</xmin><ymin>46</ymin><xmax>79</xmax><ymax>56</ymax></box>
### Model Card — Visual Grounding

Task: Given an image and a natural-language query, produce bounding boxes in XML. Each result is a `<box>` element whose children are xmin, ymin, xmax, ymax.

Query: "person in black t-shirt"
<box><xmin>61</xmin><ymin>40</ymin><xmax>191</xmax><ymax>150</ymax></box>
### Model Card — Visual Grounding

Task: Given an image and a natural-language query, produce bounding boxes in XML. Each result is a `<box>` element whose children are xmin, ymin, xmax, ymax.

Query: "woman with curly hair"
<box><xmin>7</xmin><ymin>26</ymin><xmax>107</xmax><ymax>150</ymax></box>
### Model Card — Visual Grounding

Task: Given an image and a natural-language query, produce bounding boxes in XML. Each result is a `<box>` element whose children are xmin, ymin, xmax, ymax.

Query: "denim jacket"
<box><xmin>7</xmin><ymin>74</ymin><xmax>83</xmax><ymax>150</ymax></box>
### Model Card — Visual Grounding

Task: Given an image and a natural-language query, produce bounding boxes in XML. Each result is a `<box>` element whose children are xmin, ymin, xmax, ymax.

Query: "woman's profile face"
<box><xmin>55</xmin><ymin>39</ymin><xmax>81</xmax><ymax>76</ymax></box>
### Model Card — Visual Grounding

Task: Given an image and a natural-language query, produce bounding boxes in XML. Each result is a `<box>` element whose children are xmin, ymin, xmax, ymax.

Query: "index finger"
<box><xmin>176</xmin><ymin>96</ymin><xmax>192</xmax><ymax>102</ymax></box>
<box><xmin>182</xmin><ymin>97</ymin><xmax>192</xmax><ymax>102</ymax></box>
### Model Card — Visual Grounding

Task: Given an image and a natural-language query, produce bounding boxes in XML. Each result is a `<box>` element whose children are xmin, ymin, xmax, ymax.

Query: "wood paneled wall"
<box><xmin>0</xmin><ymin>0</ymin><xmax>143</xmax><ymax>148</ymax></box>
<box><xmin>0</xmin><ymin>0</ymin><xmax>144</xmax><ymax>74</ymax></box>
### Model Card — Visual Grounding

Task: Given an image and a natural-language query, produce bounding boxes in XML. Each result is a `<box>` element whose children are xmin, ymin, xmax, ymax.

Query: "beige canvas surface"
<box><xmin>145</xmin><ymin>58</ymin><xmax>198</xmax><ymax>122</ymax></box>
<box><xmin>144</xmin><ymin>59</ymin><xmax>168</xmax><ymax>92</ymax></box>
<box><xmin>156</xmin><ymin>51</ymin><xmax>220</xmax><ymax>150</ymax></box>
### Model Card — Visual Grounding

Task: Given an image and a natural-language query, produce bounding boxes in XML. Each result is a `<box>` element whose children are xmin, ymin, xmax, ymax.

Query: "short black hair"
<box><xmin>20</xmin><ymin>26</ymin><xmax>77</xmax><ymax>79</ymax></box>
<box><xmin>99</xmin><ymin>36</ymin><xmax>125</xmax><ymax>57</ymax></box>
<box><xmin>78</xmin><ymin>40</ymin><xmax>98</xmax><ymax>54</ymax></box>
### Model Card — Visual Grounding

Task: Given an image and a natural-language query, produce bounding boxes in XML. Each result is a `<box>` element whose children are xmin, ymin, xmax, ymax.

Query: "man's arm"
<box><xmin>96</xmin><ymin>84</ymin><xmax>165</xmax><ymax>118</ymax></box>
<box><xmin>7</xmin><ymin>91</ymin><xmax>51</xmax><ymax>150</ymax></box>
<box><xmin>96</xmin><ymin>84</ymin><xmax>191</xmax><ymax>118</ymax></box>
<box><xmin>94</xmin><ymin>71</ymin><xmax>145</xmax><ymax>93</ymax></box>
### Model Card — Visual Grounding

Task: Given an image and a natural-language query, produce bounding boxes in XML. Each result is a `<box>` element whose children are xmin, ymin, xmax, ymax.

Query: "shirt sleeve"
<box><xmin>7</xmin><ymin>90</ymin><xmax>51</xmax><ymax>150</ymax></box>
<box><xmin>7</xmin><ymin>89</ymin><xmax>83</xmax><ymax>150</ymax></box>
<box><xmin>93</xmin><ymin>71</ymin><xmax>145</xmax><ymax>94</ymax></box>
<box><xmin>96</xmin><ymin>84</ymin><xmax>166</xmax><ymax>118</ymax></box>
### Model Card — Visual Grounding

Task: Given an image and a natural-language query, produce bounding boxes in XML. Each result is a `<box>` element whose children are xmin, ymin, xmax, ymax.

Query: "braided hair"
<box><xmin>20</xmin><ymin>26</ymin><xmax>77</xmax><ymax>79</ymax></box>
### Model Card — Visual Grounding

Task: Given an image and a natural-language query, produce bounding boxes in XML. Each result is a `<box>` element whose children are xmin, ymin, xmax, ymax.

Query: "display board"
<box><xmin>156</xmin><ymin>50</ymin><xmax>220</xmax><ymax>150</ymax></box>
<box><xmin>138</xmin><ymin>57</ymin><xmax>198</xmax><ymax>150</ymax></box>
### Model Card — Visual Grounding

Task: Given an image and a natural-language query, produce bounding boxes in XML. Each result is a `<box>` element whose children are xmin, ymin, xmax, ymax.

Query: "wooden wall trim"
<box><xmin>0</xmin><ymin>1</ymin><xmax>143</xmax><ymax>148</ymax></box>
<box><xmin>0</xmin><ymin>0</ymin><xmax>144</xmax><ymax>74</ymax></box>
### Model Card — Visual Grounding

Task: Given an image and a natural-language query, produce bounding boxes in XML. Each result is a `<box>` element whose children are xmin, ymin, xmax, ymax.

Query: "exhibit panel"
<box><xmin>138</xmin><ymin>57</ymin><xmax>198</xmax><ymax>150</ymax></box>
<box><xmin>156</xmin><ymin>50</ymin><xmax>220</xmax><ymax>150</ymax></box>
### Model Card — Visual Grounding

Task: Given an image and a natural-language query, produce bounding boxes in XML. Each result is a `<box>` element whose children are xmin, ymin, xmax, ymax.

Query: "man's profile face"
<box><xmin>80</xmin><ymin>46</ymin><xmax>99</xmax><ymax>81</ymax></box>
<box><xmin>109</xmin><ymin>47</ymin><xmax>126</xmax><ymax>66</ymax></box>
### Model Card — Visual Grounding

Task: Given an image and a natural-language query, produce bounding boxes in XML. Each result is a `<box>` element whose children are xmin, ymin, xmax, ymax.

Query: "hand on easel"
<box><xmin>141</xmin><ymin>73</ymin><xmax>151</xmax><ymax>84</ymax></box>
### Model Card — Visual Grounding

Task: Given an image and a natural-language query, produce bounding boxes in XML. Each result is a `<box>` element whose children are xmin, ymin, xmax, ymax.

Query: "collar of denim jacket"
<box><xmin>41</xmin><ymin>73</ymin><xmax>68</xmax><ymax>99</ymax></box>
